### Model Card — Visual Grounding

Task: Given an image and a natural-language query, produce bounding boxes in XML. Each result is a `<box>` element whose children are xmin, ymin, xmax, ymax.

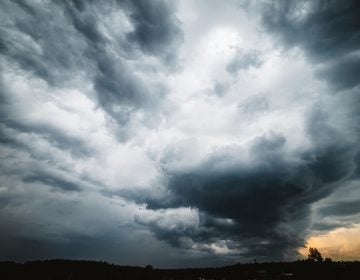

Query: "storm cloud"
<box><xmin>0</xmin><ymin>0</ymin><xmax>360</xmax><ymax>267</ymax></box>
<box><xmin>126</xmin><ymin>0</ymin><xmax>360</xmax><ymax>261</ymax></box>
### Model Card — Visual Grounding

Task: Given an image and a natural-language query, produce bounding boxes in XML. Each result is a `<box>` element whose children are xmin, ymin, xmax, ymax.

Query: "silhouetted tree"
<box><xmin>308</xmin><ymin>247</ymin><xmax>323</xmax><ymax>262</ymax></box>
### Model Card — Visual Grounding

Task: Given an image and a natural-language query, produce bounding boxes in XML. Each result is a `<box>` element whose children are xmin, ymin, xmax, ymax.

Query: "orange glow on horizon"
<box><xmin>299</xmin><ymin>224</ymin><xmax>360</xmax><ymax>261</ymax></box>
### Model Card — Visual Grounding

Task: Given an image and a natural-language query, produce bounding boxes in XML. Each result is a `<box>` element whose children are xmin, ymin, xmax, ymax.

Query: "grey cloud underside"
<box><xmin>0</xmin><ymin>0</ymin><xmax>181</xmax><ymax>259</ymax></box>
<box><xmin>319</xmin><ymin>200</ymin><xmax>360</xmax><ymax>217</ymax></box>
<box><xmin>261</xmin><ymin>0</ymin><xmax>360</xmax><ymax>221</ymax></box>
<box><xmin>1</xmin><ymin>0</ymin><xmax>360</xmax><ymax>265</ymax></box>
<box><xmin>125</xmin><ymin>0</ymin><xmax>360</xmax><ymax>260</ymax></box>
<box><xmin>129</xmin><ymin>120</ymin><xmax>357</xmax><ymax>259</ymax></box>
<box><xmin>0</xmin><ymin>119</ymin><xmax>91</xmax><ymax>157</ymax></box>
<box><xmin>0</xmin><ymin>0</ymin><xmax>182</xmax><ymax>136</ymax></box>
<box><xmin>22</xmin><ymin>172</ymin><xmax>82</xmax><ymax>192</ymax></box>
<box><xmin>262</xmin><ymin>0</ymin><xmax>360</xmax><ymax>91</ymax></box>
<box><xmin>122</xmin><ymin>0</ymin><xmax>183</xmax><ymax>63</ymax></box>
<box><xmin>311</xmin><ymin>221</ymin><xmax>350</xmax><ymax>232</ymax></box>
<box><xmin>0</xmin><ymin>0</ymin><xmax>183</xmax><ymax>264</ymax></box>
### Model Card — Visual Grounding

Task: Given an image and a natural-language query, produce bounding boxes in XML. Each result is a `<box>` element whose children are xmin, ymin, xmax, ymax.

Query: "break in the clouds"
<box><xmin>0</xmin><ymin>0</ymin><xmax>360</xmax><ymax>267</ymax></box>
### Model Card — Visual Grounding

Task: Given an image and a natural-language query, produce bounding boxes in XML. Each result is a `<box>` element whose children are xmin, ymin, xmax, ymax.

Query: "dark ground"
<box><xmin>1</xmin><ymin>259</ymin><xmax>360</xmax><ymax>280</ymax></box>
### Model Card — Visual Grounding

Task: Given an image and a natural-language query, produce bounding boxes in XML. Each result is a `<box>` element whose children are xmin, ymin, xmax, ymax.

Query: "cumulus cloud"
<box><xmin>130</xmin><ymin>126</ymin><xmax>356</xmax><ymax>259</ymax></box>
<box><xmin>129</xmin><ymin>0</ymin><xmax>360</xmax><ymax>261</ymax></box>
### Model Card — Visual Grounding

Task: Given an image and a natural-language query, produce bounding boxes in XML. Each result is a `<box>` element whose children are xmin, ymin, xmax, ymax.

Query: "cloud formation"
<box><xmin>0</xmin><ymin>0</ymin><xmax>359</xmax><ymax>266</ymax></box>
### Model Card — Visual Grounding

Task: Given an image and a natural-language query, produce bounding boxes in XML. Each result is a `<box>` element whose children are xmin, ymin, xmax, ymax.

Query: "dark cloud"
<box><xmin>129</xmin><ymin>130</ymin><xmax>351</xmax><ymax>260</ymax></box>
<box><xmin>353</xmin><ymin>152</ymin><xmax>360</xmax><ymax>179</ymax></box>
<box><xmin>0</xmin><ymin>230</ymin><xmax>172</xmax><ymax>267</ymax></box>
<box><xmin>65</xmin><ymin>0</ymin><xmax>180</xmax><ymax>131</ymax></box>
<box><xmin>0</xmin><ymin>0</ymin><xmax>184</xmax><ymax>265</ymax></box>
<box><xmin>122</xmin><ymin>0</ymin><xmax>183</xmax><ymax>64</ymax></box>
<box><xmin>64</xmin><ymin>3</ymin><xmax>107</xmax><ymax>45</ymax></box>
<box><xmin>1</xmin><ymin>0</ymin><xmax>360</xmax><ymax>266</ymax></box>
<box><xmin>22</xmin><ymin>173</ymin><xmax>82</xmax><ymax>192</ymax></box>
<box><xmin>92</xmin><ymin>53</ymin><xmax>165</xmax><ymax>129</ymax></box>
<box><xmin>260</xmin><ymin>0</ymin><xmax>360</xmax><ymax>226</ymax></box>
<box><xmin>261</xmin><ymin>0</ymin><xmax>360</xmax><ymax>91</ymax></box>
<box><xmin>316</xmin><ymin>56</ymin><xmax>360</xmax><ymax>91</ymax></box>
<box><xmin>311</xmin><ymin>221</ymin><xmax>350</xmax><ymax>232</ymax></box>
<box><xmin>130</xmin><ymin>76</ymin><xmax>360</xmax><ymax>259</ymax></box>
<box><xmin>0</xmin><ymin>0</ymin><xmax>88</xmax><ymax>85</ymax></box>
<box><xmin>318</xmin><ymin>200</ymin><xmax>360</xmax><ymax>217</ymax></box>
<box><xmin>0</xmin><ymin>120</ymin><xmax>91</xmax><ymax>157</ymax></box>
<box><xmin>0</xmin><ymin>0</ymin><xmax>182</xmax><ymax>135</ymax></box>
<box><xmin>303</xmin><ymin>107</ymin><xmax>357</xmax><ymax>184</ymax></box>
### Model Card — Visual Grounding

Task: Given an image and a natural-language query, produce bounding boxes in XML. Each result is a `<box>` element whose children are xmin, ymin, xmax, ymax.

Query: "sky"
<box><xmin>0</xmin><ymin>0</ymin><xmax>360</xmax><ymax>268</ymax></box>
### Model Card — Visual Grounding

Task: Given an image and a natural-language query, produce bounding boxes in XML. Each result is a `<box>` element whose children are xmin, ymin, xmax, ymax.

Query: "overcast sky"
<box><xmin>1</xmin><ymin>0</ymin><xmax>360</xmax><ymax>268</ymax></box>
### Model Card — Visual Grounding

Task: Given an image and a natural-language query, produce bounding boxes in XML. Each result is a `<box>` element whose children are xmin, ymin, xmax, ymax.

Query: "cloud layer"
<box><xmin>0</xmin><ymin>0</ymin><xmax>360</xmax><ymax>266</ymax></box>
